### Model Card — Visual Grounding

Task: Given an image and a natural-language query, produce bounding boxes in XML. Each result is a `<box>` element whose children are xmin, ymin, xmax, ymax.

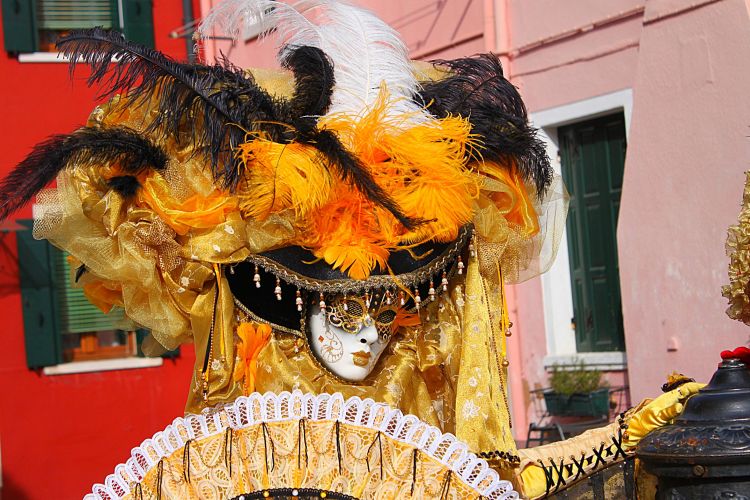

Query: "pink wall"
<box><xmin>199</xmin><ymin>0</ymin><xmax>487</xmax><ymax>68</ymax></box>
<box><xmin>618</xmin><ymin>0</ymin><xmax>750</xmax><ymax>402</ymax></box>
<box><xmin>507</xmin><ymin>0</ymin><xmax>643</xmax><ymax>112</ymax></box>
<box><xmin>503</xmin><ymin>0</ymin><xmax>645</xmax><ymax>437</ymax></box>
<box><xmin>508</xmin><ymin>0</ymin><xmax>750</xmax><ymax>430</ymax></box>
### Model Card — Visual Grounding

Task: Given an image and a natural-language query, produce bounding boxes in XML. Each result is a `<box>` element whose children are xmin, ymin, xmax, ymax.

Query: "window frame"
<box><xmin>2</xmin><ymin>0</ymin><xmax>155</xmax><ymax>56</ymax></box>
<box><xmin>16</xmin><ymin>219</ymin><xmax>178</xmax><ymax>372</ymax></box>
<box><xmin>42</xmin><ymin>356</ymin><xmax>163</xmax><ymax>376</ymax></box>
<box><xmin>528</xmin><ymin>89</ymin><xmax>633</xmax><ymax>371</ymax></box>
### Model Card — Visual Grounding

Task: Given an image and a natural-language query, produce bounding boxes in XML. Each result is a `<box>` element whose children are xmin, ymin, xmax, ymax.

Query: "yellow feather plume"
<box><xmin>236</xmin><ymin>134</ymin><xmax>333</xmax><ymax>220</ymax></box>
<box><xmin>321</xmin><ymin>90</ymin><xmax>478</xmax><ymax>246</ymax></box>
<box><xmin>233</xmin><ymin>89</ymin><xmax>516</xmax><ymax>280</ymax></box>
<box><xmin>302</xmin><ymin>186</ymin><xmax>391</xmax><ymax>279</ymax></box>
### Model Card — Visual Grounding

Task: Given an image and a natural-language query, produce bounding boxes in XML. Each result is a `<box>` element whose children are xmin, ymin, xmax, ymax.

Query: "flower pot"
<box><xmin>543</xmin><ymin>387</ymin><xmax>610</xmax><ymax>417</ymax></box>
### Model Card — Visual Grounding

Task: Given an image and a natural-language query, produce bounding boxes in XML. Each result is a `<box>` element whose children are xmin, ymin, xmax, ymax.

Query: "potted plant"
<box><xmin>544</xmin><ymin>361</ymin><xmax>610</xmax><ymax>417</ymax></box>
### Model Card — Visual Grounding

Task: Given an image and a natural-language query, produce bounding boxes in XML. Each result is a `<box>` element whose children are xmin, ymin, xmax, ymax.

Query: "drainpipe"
<box><xmin>483</xmin><ymin>0</ymin><xmax>497</xmax><ymax>51</ymax></box>
<box><xmin>486</xmin><ymin>0</ymin><xmax>527</xmax><ymax>440</ymax></box>
<box><xmin>492</xmin><ymin>0</ymin><xmax>513</xmax><ymax>76</ymax></box>
<box><xmin>183</xmin><ymin>0</ymin><xmax>196</xmax><ymax>62</ymax></box>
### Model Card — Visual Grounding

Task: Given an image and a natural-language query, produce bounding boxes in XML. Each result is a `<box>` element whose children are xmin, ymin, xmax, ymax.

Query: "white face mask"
<box><xmin>308</xmin><ymin>303</ymin><xmax>390</xmax><ymax>381</ymax></box>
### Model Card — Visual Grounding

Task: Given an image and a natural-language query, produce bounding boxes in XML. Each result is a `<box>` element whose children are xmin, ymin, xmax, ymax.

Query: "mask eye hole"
<box><xmin>345</xmin><ymin>300</ymin><xmax>364</xmax><ymax>317</ymax></box>
<box><xmin>376</xmin><ymin>309</ymin><xmax>396</xmax><ymax>324</ymax></box>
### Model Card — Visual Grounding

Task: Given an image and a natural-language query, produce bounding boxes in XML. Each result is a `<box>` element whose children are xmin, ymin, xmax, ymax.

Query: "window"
<box><xmin>2</xmin><ymin>0</ymin><xmax>154</xmax><ymax>54</ymax></box>
<box><xmin>531</xmin><ymin>89</ymin><xmax>632</xmax><ymax>369</ymax></box>
<box><xmin>559</xmin><ymin>114</ymin><xmax>627</xmax><ymax>353</ymax></box>
<box><xmin>16</xmin><ymin>220</ymin><xmax>177</xmax><ymax>369</ymax></box>
<box><xmin>53</xmin><ymin>249</ymin><xmax>138</xmax><ymax>362</ymax></box>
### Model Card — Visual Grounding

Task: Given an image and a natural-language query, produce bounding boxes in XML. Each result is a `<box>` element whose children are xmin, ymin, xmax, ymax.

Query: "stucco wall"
<box><xmin>504</xmin><ymin>0</ymin><xmax>750</xmax><ymax>433</ymax></box>
<box><xmin>199</xmin><ymin>0</ymin><xmax>487</xmax><ymax>68</ymax></box>
<box><xmin>503</xmin><ymin>0</ymin><xmax>644</xmax><ymax>437</ymax></box>
<box><xmin>509</xmin><ymin>0</ymin><xmax>642</xmax><ymax>112</ymax></box>
<box><xmin>618</xmin><ymin>0</ymin><xmax>750</xmax><ymax>402</ymax></box>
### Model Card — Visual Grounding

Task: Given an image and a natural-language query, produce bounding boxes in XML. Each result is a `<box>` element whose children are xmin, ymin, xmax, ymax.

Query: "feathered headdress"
<box><xmin>2</xmin><ymin>0</ymin><xmax>561</xmax><ymax>337</ymax></box>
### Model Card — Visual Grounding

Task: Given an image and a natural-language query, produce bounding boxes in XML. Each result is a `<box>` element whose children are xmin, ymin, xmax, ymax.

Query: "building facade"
<box><xmin>508</xmin><ymin>0</ymin><xmax>750</xmax><ymax>434</ymax></box>
<box><xmin>0</xmin><ymin>0</ymin><xmax>748</xmax><ymax>497</ymax></box>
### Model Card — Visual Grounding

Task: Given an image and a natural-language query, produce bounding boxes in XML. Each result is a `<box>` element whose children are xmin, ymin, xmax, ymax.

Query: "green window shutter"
<box><xmin>52</xmin><ymin>249</ymin><xmax>133</xmax><ymax>334</ymax></box>
<box><xmin>559</xmin><ymin>114</ymin><xmax>627</xmax><ymax>353</ymax></box>
<box><xmin>17</xmin><ymin>220</ymin><xmax>61</xmax><ymax>368</ymax></box>
<box><xmin>1</xmin><ymin>0</ymin><xmax>38</xmax><ymax>52</ymax></box>
<box><xmin>36</xmin><ymin>0</ymin><xmax>114</xmax><ymax>30</ymax></box>
<box><xmin>121</xmin><ymin>0</ymin><xmax>154</xmax><ymax>47</ymax></box>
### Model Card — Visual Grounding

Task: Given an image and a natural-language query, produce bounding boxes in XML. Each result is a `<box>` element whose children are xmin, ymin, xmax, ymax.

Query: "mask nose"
<box><xmin>357</xmin><ymin>323</ymin><xmax>379</xmax><ymax>345</ymax></box>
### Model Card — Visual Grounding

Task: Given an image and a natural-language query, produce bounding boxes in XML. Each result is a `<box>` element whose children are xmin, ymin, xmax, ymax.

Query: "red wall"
<box><xmin>0</xmin><ymin>3</ymin><xmax>197</xmax><ymax>498</ymax></box>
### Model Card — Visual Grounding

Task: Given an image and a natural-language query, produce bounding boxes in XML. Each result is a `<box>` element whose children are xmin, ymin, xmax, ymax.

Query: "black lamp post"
<box><xmin>637</xmin><ymin>356</ymin><xmax>750</xmax><ymax>498</ymax></box>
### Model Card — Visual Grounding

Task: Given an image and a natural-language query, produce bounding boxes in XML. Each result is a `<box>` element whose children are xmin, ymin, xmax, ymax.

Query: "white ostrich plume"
<box><xmin>198</xmin><ymin>0</ymin><xmax>430</xmax><ymax>124</ymax></box>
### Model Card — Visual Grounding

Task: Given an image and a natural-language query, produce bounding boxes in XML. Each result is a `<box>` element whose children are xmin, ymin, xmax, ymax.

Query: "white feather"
<box><xmin>311</xmin><ymin>1</ymin><xmax>427</xmax><ymax>122</ymax></box>
<box><xmin>197</xmin><ymin>0</ymin><xmax>279</xmax><ymax>40</ymax></box>
<box><xmin>199</xmin><ymin>0</ymin><xmax>429</xmax><ymax>125</ymax></box>
<box><xmin>198</xmin><ymin>1</ymin><xmax>325</xmax><ymax>54</ymax></box>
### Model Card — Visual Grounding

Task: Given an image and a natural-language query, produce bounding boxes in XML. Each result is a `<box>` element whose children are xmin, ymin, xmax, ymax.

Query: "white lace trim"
<box><xmin>85</xmin><ymin>391</ymin><xmax>519</xmax><ymax>500</ymax></box>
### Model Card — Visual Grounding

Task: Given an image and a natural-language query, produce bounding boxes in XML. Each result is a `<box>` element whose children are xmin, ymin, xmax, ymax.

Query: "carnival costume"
<box><xmin>0</xmin><ymin>1</ymin><xmax>708</xmax><ymax>498</ymax></box>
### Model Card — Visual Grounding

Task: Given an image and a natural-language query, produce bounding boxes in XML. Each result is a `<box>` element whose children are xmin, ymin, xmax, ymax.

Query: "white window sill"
<box><xmin>17</xmin><ymin>52</ymin><xmax>119</xmax><ymax>63</ymax></box>
<box><xmin>17</xmin><ymin>52</ymin><xmax>69</xmax><ymax>63</ymax></box>
<box><xmin>543</xmin><ymin>351</ymin><xmax>627</xmax><ymax>371</ymax></box>
<box><xmin>42</xmin><ymin>357</ymin><xmax>163</xmax><ymax>375</ymax></box>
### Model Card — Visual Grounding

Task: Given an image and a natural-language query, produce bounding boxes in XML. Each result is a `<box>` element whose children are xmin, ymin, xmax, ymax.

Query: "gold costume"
<box><xmin>12</xmin><ymin>2</ymin><xmax>582</xmax><ymax>497</ymax></box>
<box><xmin>3</xmin><ymin>0</ymin><xmax>709</xmax><ymax>493</ymax></box>
<box><xmin>35</xmin><ymin>89</ymin><xmax>567</xmax><ymax>469</ymax></box>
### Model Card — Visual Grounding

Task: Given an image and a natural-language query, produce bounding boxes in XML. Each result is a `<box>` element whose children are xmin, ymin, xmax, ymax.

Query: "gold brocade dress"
<box><xmin>181</xmin><ymin>256</ymin><xmax>519</xmax><ymax>470</ymax></box>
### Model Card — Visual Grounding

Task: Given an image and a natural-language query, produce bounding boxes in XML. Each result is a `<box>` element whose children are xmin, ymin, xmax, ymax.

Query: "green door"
<box><xmin>559</xmin><ymin>114</ymin><xmax>626</xmax><ymax>352</ymax></box>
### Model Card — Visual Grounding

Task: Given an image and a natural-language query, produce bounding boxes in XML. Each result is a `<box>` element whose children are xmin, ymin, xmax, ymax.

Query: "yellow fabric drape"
<box><xmin>138</xmin><ymin>176</ymin><xmax>239</xmax><ymax>236</ymax></box>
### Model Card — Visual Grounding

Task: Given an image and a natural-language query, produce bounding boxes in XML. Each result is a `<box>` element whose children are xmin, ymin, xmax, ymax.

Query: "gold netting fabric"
<box><xmin>476</xmin><ymin>175</ymin><xmax>568</xmax><ymax>284</ymax></box>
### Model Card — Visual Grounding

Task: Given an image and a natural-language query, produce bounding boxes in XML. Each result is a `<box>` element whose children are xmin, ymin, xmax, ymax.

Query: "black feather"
<box><xmin>281</xmin><ymin>46</ymin><xmax>336</xmax><ymax>120</ymax></box>
<box><xmin>75</xmin><ymin>264</ymin><xmax>87</xmax><ymax>283</ymax></box>
<box><xmin>279</xmin><ymin>46</ymin><xmax>418</xmax><ymax>228</ymax></box>
<box><xmin>417</xmin><ymin>54</ymin><xmax>552</xmax><ymax>196</ymax></box>
<box><xmin>56</xmin><ymin>31</ymin><xmax>415</xmax><ymax>225</ymax></box>
<box><xmin>0</xmin><ymin>126</ymin><xmax>167</xmax><ymax>221</ymax></box>
<box><xmin>107</xmin><ymin>175</ymin><xmax>142</xmax><ymax>198</ymax></box>
<box><xmin>56</xmin><ymin>28</ymin><xmax>283</xmax><ymax>188</ymax></box>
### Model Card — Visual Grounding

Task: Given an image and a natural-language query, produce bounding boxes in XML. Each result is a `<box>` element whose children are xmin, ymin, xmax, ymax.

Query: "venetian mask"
<box><xmin>308</xmin><ymin>295</ymin><xmax>398</xmax><ymax>381</ymax></box>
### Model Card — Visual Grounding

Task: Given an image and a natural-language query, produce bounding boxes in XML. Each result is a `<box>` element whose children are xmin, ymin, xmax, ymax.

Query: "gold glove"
<box><xmin>623</xmin><ymin>382</ymin><xmax>704</xmax><ymax>448</ymax></box>
<box><xmin>516</xmin><ymin>381</ymin><xmax>704</xmax><ymax>499</ymax></box>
